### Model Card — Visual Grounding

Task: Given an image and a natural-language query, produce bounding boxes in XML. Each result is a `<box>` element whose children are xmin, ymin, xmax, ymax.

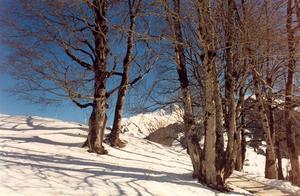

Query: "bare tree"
<box><xmin>108</xmin><ymin>0</ymin><xmax>143</xmax><ymax>148</ymax></box>
<box><xmin>1</xmin><ymin>0</ymin><xmax>134</xmax><ymax>154</ymax></box>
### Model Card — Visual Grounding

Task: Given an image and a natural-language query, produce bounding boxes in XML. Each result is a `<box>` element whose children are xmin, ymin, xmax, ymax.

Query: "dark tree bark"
<box><xmin>276</xmin><ymin>139</ymin><xmax>284</xmax><ymax>180</ymax></box>
<box><xmin>108</xmin><ymin>0</ymin><xmax>141</xmax><ymax>148</ymax></box>
<box><xmin>223</xmin><ymin>0</ymin><xmax>238</xmax><ymax>179</ymax></box>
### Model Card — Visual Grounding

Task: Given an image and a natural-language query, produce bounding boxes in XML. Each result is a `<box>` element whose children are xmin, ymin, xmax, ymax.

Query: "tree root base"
<box><xmin>87</xmin><ymin>147</ymin><xmax>108</xmax><ymax>154</ymax></box>
<box><xmin>110</xmin><ymin>138</ymin><xmax>127</xmax><ymax>148</ymax></box>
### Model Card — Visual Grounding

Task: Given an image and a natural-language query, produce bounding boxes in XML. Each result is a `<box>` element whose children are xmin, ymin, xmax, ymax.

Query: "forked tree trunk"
<box><xmin>285</xmin><ymin>0</ymin><xmax>300</xmax><ymax>186</ymax></box>
<box><xmin>109</xmin><ymin>0</ymin><xmax>140</xmax><ymax>148</ymax></box>
<box><xmin>252</xmin><ymin>68</ymin><xmax>277</xmax><ymax>179</ymax></box>
<box><xmin>86</xmin><ymin>0</ymin><xmax>109</xmax><ymax>154</ymax></box>
<box><xmin>196</xmin><ymin>0</ymin><xmax>225</xmax><ymax>189</ymax></box>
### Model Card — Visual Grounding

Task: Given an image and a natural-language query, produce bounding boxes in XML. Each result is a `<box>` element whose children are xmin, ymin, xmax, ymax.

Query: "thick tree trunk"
<box><xmin>88</xmin><ymin>97</ymin><xmax>107</xmax><ymax>154</ymax></box>
<box><xmin>252</xmin><ymin>68</ymin><xmax>277</xmax><ymax>179</ymax></box>
<box><xmin>285</xmin><ymin>0</ymin><xmax>300</xmax><ymax>186</ymax></box>
<box><xmin>202</xmin><ymin>52</ymin><xmax>217</xmax><ymax>187</ymax></box>
<box><xmin>86</xmin><ymin>0</ymin><xmax>109</xmax><ymax>154</ymax></box>
<box><xmin>109</xmin><ymin>0</ymin><xmax>139</xmax><ymax>148</ymax></box>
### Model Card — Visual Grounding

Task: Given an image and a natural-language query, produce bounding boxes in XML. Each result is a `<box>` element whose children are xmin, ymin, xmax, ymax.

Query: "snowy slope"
<box><xmin>0</xmin><ymin>114</ymin><xmax>249</xmax><ymax>196</ymax></box>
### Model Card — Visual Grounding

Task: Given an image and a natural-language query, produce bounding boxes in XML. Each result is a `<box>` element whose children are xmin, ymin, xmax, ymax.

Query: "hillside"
<box><xmin>0</xmin><ymin>114</ymin><xmax>300</xmax><ymax>195</ymax></box>
<box><xmin>0</xmin><ymin>114</ymin><xmax>248</xmax><ymax>196</ymax></box>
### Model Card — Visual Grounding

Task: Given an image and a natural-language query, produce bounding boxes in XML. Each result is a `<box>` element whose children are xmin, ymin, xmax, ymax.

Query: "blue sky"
<box><xmin>0</xmin><ymin>1</ymin><xmax>177</xmax><ymax>125</ymax></box>
<box><xmin>0</xmin><ymin>72</ymin><xmax>91</xmax><ymax>124</ymax></box>
<box><xmin>0</xmin><ymin>1</ymin><xmax>110</xmax><ymax>124</ymax></box>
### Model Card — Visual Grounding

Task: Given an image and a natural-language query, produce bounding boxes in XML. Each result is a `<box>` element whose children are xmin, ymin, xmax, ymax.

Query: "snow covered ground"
<box><xmin>1</xmin><ymin>113</ymin><xmax>300</xmax><ymax>196</ymax></box>
<box><xmin>242</xmin><ymin>147</ymin><xmax>300</xmax><ymax>195</ymax></box>
<box><xmin>0</xmin><ymin>114</ymin><xmax>249</xmax><ymax>196</ymax></box>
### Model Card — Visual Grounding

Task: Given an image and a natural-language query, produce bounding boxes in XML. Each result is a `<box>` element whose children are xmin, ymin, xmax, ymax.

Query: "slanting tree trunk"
<box><xmin>164</xmin><ymin>0</ymin><xmax>202</xmax><ymax>180</ymax></box>
<box><xmin>87</xmin><ymin>0</ymin><xmax>109</xmax><ymax>154</ymax></box>
<box><xmin>285</xmin><ymin>0</ymin><xmax>300</xmax><ymax>186</ymax></box>
<box><xmin>108</xmin><ymin>0</ymin><xmax>140</xmax><ymax>148</ymax></box>
<box><xmin>252</xmin><ymin>67</ymin><xmax>277</xmax><ymax>179</ymax></box>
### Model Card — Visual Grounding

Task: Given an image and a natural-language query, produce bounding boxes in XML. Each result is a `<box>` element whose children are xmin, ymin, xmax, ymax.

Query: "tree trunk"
<box><xmin>224</xmin><ymin>0</ymin><xmax>238</xmax><ymax>178</ymax></box>
<box><xmin>86</xmin><ymin>0</ymin><xmax>109</xmax><ymax>154</ymax></box>
<box><xmin>167</xmin><ymin>0</ymin><xmax>202</xmax><ymax>180</ymax></box>
<box><xmin>88</xmin><ymin>97</ymin><xmax>108</xmax><ymax>154</ymax></box>
<box><xmin>252</xmin><ymin>68</ymin><xmax>277</xmax><ymax>179</ymax></box>
<box><xmin>202</xmin><ymin>52</ymin><xmax>217</xmax><ymax>187</ymax></box>
<box><xmin>196</xmin><ymin>0</ymin><xmax>223</xmax><ymax>189</ymax></box>
<box><xmin>109</xmin><ymin>0</ymin><xmax>139</xmax><ymax>148</ymax></box>
<box><xmin>264</xmin><ymin>0</ymin><xmax>278</xmax><ymax>178</ymax></box>
<box><xmin>285</xmin><ymin>0</ymin><xmax>300</xmax><ymax>186</ymax></box>
<box><xmin>235</xmin><ymin>88</ymin><xmax>246</xmax><ymax>171</ymax></box>
<box><xmin>215</xmin><ymin>81</ymin><xmax>225</xmax><ymax>182</ymax></box>
<box><xmin>241</xmin><ymin>124</ymin><xmax>247</xmax><ymax>164</ymax></box>
<box><xmin>276</xmin><ymin>139</ymin><xmax>284</xmax><ymax>180</ymax></box>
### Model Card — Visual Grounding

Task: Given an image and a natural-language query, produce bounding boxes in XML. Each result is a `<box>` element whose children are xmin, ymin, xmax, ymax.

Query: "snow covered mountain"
<box><xmin>120</xmin><ymin>104</ymin><xmax>183</xmax><ymax>138</ymax></box>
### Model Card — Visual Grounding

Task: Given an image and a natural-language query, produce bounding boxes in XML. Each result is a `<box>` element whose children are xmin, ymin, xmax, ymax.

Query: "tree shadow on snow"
<box><xmin>0</xmin><ymin>149</ymin><xmax>243</xmax><ymax>196</ymax></box>
<box><xmin>0</xmin><ymin>115</ymin><xmax>87</xmax><ymax>132</ymax></box>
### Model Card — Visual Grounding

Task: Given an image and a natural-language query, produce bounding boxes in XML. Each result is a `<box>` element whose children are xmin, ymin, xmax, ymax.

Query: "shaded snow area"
<box><xmin>0</xmin><ymin>114</ymin><xmax>249</xmax><ymax>196</ymax></box>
